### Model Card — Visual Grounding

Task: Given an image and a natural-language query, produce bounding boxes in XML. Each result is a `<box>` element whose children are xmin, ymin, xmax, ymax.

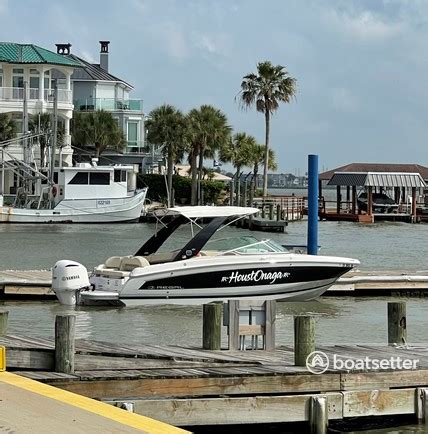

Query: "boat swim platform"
<box><xmin>2</xmin><ymin>269</ymin><xmax>428</xmax><ymax>299</ymax></box>
<box><xmin>0</xmin><ymin>370</ymin><xmax>187</xmax><ymax>433</ymax></box>
<box><xmin>2</xmin><ymin>334</ymin><xmax>428</xmax><ymax>428</ymax></box>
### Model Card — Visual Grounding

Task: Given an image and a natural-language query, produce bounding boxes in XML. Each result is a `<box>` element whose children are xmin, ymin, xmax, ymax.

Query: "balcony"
<box><xmin>0</xmin><ymin>87</ymin><xmax>72</xmax><ymax>103</ymax></box>
<box><xmin>74</xmin><ymin>98</ymin><xmax>143</xmax><ymax>112</ymax></box>
<box><xmin>126</xmin><ymin>140</ymin><xmax>149</xmax><ymax>154</ymax></box>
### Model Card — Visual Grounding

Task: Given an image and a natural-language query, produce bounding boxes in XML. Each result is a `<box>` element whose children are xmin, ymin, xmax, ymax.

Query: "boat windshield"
<box><xmin>204</xmin><ymin>235</ymin><xmax>289</xmax><ymax>255</ymax></box>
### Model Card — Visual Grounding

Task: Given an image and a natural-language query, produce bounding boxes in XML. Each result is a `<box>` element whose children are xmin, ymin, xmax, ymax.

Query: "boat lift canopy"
<box><xmin>327</xmin><ymin>172</ymin><xmax>426</xmax><ymax>188</ymax></box>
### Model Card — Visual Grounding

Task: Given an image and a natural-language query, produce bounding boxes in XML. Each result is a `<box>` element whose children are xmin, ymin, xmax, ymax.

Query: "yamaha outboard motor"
<box><xmin>52</xmin><ymin>260</ymin><xmax>90</xmax><ymax>305</ymax></box>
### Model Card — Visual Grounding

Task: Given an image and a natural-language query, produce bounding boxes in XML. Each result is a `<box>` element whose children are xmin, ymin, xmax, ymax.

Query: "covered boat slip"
<box><xmin>319</xmin><ymin>165</ymin><xmax>428</xmax><ymax>223</ymax></box>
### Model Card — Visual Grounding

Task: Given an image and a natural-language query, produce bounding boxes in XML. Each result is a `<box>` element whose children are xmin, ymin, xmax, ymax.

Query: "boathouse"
<box><xmin>319</xmin><ymin>163</ymin><xmax>428</xmax><ymax>223</ymax></box>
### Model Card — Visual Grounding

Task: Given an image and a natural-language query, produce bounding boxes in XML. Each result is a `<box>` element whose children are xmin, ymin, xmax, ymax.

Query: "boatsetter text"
<box><xmin>223</xmin><ymin>270</ymin><xmax>290</xmax><ymax>284</ymax></box>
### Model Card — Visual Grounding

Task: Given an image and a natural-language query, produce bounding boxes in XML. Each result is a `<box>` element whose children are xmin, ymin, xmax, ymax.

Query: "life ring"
<box><xmin>52</xmin><ymin>186</ymin><xmax>57</xmax><ymax>197</ymax></box>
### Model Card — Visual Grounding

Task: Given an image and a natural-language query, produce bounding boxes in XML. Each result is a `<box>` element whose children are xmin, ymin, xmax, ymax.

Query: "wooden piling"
<box><xmin>227</xmin><ymin>300</ymin><xmax>240</xmax><ymax>351</ymax></box>
<box><xmin>416</xmin><ymin>388</ymin><xmax>428</xmax><ymax>424</ymax></box>
<box><xmin>269</xmin><ymin>204</ymin><xmax>274</xmax><ymax>220</ymax></box>
<box><xmin>276</xmin><ymin>204</ymin><xmax>281</xmax><ymax>221</ymax></box>
<box><xmin>202</xmin><ymin>303</ymin><xmax>222</xmax><ymax>350</ymax></box>
<box><xmin>388</xmin><ymin>302</ymin><xmax>407</xmax><ymax>345</ymax></box>
<box><xmin>265</xmin><ymin>300</ymin><xmax>276</xmax><ymax>350</ymax></box>
<box><xmin>55</xmin><ymin>314</ymin><xmax>76</xmax><ymax>374</ymax></box>
<box><xmin>294</xmin><ymin>316</ymin><xmax>315</xmax><ymax>366</ymax></box>
<box><xmin>0</xmin><ymin>310</ymin><xmax>8</xmax><ymax>336</ymax></box>
<box><xmin>309</xmin><ymin>396</ymin><xmax>328</xmax><ymax>434</ymax></box>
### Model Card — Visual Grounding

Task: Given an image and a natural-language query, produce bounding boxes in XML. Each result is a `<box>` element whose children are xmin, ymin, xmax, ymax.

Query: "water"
<box><xmin>1</xmin><ymin>220</ymin><xmax>428</xmax><ymax>432</ymax></box>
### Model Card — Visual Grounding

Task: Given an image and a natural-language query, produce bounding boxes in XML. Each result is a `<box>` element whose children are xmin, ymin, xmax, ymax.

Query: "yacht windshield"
<box><xmin>205</xmin><ymin>235</ymin><xmax>289</xmax><ymax>255</ymax></box>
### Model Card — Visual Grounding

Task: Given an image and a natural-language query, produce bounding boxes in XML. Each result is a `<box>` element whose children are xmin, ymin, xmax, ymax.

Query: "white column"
<box><xmin>39</xmin><ymin>66</ymin><xmax>45</xmax><ymax>102</ymax></box>
<box><xmin>64</xmin><ymin>117</ymin><xmax>70</xmax><ymax>136</ymax></box>
<box><xmin>65</xmin><ymin>72</ymin><xmax>71</xmax><ymax>103</ymax></box>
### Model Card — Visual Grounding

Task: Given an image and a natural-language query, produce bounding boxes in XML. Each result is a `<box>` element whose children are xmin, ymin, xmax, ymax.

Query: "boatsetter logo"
<box><xmin>306</xmin><ymin>350</ymin><xmax>419</xmax><ymax>374</ymax></box>
<box><xmin>221</xmin><ymin>270</ymin><xmax>290</xmax><ymax>284</ymax></box>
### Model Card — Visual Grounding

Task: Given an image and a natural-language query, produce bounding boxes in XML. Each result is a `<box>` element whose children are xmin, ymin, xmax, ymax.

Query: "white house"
<box><xmin>0</xmin><ymin>42</ymin><xmax>81</xmax><ymax>166</ymax></box>
<box><xmin>54</xmin><ymin>41</ymin><xmax>145</xmax><ymax>157</ymax></box>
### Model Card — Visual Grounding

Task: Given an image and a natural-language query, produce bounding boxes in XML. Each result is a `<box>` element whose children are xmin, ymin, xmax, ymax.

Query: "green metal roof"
<box><xmin>0</xmin><ymin>43</ymin><xmax>81</xmax><ymax>67</ymax></box>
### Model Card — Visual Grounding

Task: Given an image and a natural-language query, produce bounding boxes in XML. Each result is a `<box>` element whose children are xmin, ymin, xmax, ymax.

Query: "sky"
<box><xmin>1</xmin><ymin>0</ymin><xmax>428</xmax><ymax>173</ymax></box>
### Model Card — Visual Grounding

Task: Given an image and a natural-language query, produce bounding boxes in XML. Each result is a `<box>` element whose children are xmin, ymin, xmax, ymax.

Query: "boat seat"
<box><xmin>120</xmin><ymin>256</ymin><xmax>150</xmax><ymax>271</ymax></box>
<box><xmin>95</xmin><ymin>269</ymin><xmax>130</xmax><ymax>278</ymax></box>
<box><xmin>199</xmin><ymin>250</ymin><xmax>219</xmax><ymax>257</ymax></box>
<box><xmin>104</xmin><ymin>256</ymin><xmax>123</xmax><ymax>270</ymax></box>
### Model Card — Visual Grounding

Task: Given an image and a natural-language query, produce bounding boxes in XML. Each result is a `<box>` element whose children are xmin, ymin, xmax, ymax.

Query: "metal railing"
<box><xmin>0</xmin><ymin>87</ymin><xmax>72</xmax><ymax>103</ymax></box>
<box><xmin>74</xmin><ymin>98</ymin><xmax>143</xmax><ymax>111</ymax></box>
<box><xmin>126</xmin><ymin>141</ymin><xmax>149</xmax><ymax>153</ymax></box>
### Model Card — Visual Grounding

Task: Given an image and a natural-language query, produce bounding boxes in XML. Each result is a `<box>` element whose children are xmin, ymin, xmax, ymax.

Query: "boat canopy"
<box><xmin>156</xmin><ymin>206</ymin><xmax>259</xmax><ymax>219</ymax></box>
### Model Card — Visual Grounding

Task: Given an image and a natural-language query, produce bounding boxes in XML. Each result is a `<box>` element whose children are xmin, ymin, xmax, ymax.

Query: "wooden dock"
<box><xmin>2</xmin><ymin>334</ymin><xmax>428</xmax><ymax>428</ymax></box>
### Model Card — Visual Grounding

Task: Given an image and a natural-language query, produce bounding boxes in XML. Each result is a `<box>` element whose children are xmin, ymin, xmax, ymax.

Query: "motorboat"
<box><xmin>0</xmin><ymin>163</ymin><xmax>147</xmax><ymax>223</ymax></box>
<box><xmin>357</xmin><ymin>192</ymin><xmax>398</xmax><ymax>214</ymax></box>
<box><xmin>52</xmin><ymin>206</ymin><xmax>360</xmax><ymax>306</ymax></box>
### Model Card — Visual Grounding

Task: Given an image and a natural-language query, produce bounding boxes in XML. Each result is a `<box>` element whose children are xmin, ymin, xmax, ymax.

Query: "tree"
<box><xmin>187</xmin><ymin>105</ymin><xmax>231</xmax><ymax>205</ymax></box>
<box><xmin>71</xmin><ymin>110</ymin><xmax>125</xmax><ymax>157</ymax></box>
<box><xmin>146</xmin><ymin>105</ymin><xmax>187</xmax><ymax>207</ymax></box>
<box><xmin>238</xmin><ymin>61</ymin><xmax>296</xmax><ymax>196</ymax></box>
<box><xmin>220</xmin><ymin>132</ymin><xmax>255</xmax><ymax>205</ymax></box>
<box><xmin>0</xmin><ymin>113</ymin><xmax>17</xmax><ymax>142</ymax></box>
<box><xmin>247</xmin><ymin>143</ymin><xmax>277</xmax><ymax>204</ymax></box>
<box><xmin>29</xmin><ymin>113</ymin><xmax>64</xmax><ymax>167</ymax></box>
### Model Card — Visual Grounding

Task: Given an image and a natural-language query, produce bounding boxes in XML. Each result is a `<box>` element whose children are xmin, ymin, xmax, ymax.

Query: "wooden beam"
<box><xmin>352</xmin><ymin>186</ymin><xmax>356</xmax><ymax>214</ymax></box>
<box><xmin>336</xmin><ymin>186</ymin><xmax>341</xmax><ymax>214</ymax></box>
<box><xmin>107</xmin><ymin>393</ymin><xmax>343</xmax><ymax>426</ymax></box>
<box><xmin>367</xmin><ymin>186</ymin><xmax>373</xmax><ymax>216</ymax></box>
<box><xmin>340</xmin><ymin>370</ymin><xmax>428</xmax><ymax>391</ymax></box>
<box><xmin>202</xmin><ymin>303</ymin><xmax>222</xmax><ymax>350</ymax></box>
<box><xmin>342</xmin><ymin>389</ymin><xmax>415</xmax><ymax>417</ymax></box>
<box><xmin>294</xmin><ymin>316</ymin><xmax>315</xmax><ymax>366</ymax></box>
<box><xmin>412</xmin><ymin>187</ymin><xmax>417</xmax><ymax>220</ymax></box>
<box><xmin>51</xmin><ymin>373</ymin><xmax>342</xmax><ymax>399</ymax></box>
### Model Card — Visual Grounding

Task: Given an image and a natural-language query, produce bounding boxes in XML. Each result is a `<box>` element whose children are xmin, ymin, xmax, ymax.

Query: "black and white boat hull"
<box><xmin>81</xmin><ymin>254</ymin><xmax>357</xmax><ymax>306</ymax></box>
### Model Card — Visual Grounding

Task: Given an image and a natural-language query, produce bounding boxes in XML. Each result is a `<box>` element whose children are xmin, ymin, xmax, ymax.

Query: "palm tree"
<box><xmin>187</xmin><ymin>105</ymin><xmax>231</xmax><ymax>205</ymax></box>
<box><xmin>247</xmin><ymin>143</ymin><xmax>277</xmax><ymax>205</ymax></box>
<box><xmin>0</xmin><ymin>113</ymin><xmax>17</xmax><ymax>142</ymax></box>
<box><xmin>29</xmin><ymin>113</ymin><xmax>64</xmax><ymax>167</ymax></box>
<box><xmin>72</xmin><ymin>110</ymin><xmax>125</xmax><ymax>158</ymax></box>
<box><xmin>146</xmin><ymin>105</ymin><xmax>186</xmax><ymax>207</ymax></box>
<box><xmin>238</xmin><ymin>61</ymin><xmax>296</xmax><ymax>196</ymax></box>
<box><xmin>220</xmin><ymin>132</ymin><xmax>255</xmax><ymax>205</ymax></box>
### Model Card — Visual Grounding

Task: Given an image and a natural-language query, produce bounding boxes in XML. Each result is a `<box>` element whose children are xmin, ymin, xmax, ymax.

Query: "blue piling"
<box><xmin>307</xmin><ymin>154</ymin><xmax>319</xmax><ymax>255</ymax></box>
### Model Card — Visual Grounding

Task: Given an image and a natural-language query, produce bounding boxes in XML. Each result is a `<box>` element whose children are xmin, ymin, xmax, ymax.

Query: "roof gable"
<box><xmin>0</xmin><ymin>42</ymin><xmax>81</xmax><ymax>67</ymax></box>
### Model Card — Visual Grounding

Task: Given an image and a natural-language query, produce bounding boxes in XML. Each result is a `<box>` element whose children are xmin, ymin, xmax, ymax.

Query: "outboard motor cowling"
<box><xmin>52</xmin><ymin>260</ymin><xmax>90</xmax><ymax>305</ymax></box>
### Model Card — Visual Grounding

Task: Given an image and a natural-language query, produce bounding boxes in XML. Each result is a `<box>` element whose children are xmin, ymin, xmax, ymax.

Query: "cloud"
<box><xmin>148</xmin><ymin>21</ymin><xmax>189</xmax><ymax>60</ymax></box>
<box><xmin>323</xmin><ymin>7</ymin><xmax>403</xmax><ymax>41</ymax></box>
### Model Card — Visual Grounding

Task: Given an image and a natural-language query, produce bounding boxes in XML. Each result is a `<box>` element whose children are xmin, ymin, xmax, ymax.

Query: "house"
<box><xmin>54</xmin><ymin>41</ymin><xmax>146</xmax><ymax>161</ymax></box>
<box><xmin>0</xmin><ymin>42</ymin><xmax>81</xmax><ymax>166</ymax></box>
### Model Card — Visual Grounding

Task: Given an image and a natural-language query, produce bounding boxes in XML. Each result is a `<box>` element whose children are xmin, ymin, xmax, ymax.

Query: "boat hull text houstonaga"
<box><xmin>222</xmin><ymin>270</ymin><xmax>290</xmax><ymax>284</ymax></box>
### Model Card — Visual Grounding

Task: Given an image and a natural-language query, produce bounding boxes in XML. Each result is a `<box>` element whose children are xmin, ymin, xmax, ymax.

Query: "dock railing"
<box><xmin>252</xmin><ymin>196</ymin><xmax>305</xmax><ymax>222</ymax></box>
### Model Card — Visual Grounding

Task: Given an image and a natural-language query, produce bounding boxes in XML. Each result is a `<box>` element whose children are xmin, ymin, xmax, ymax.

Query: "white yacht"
<box><xmin>52</xmin><ymin>206</ymin><xmax>360</xmax><ymax>306</ymax></box>
<box><xmin>0</xmin><ymin>163</ymin><xmax>147</xmax><ymax>223</ymax></box>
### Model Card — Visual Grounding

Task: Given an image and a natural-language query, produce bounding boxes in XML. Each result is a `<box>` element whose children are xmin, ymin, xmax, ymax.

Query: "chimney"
<box><xmin>56</xmin><ymin>43</ymin><xmax>72</xmax><ymax>55</ymax></box>
<box><xmin>99</xmin><ymin>40</ymin><xmax>110</xmax><ymax>71</ymax></box>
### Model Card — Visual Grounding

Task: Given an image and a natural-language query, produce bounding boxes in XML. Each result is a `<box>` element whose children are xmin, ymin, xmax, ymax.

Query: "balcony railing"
<box><xmin>74</xmin><ymin>98</ymin><xmax>143</xmax><ymax>112</ymax></box>
<box><xmin>126</xmin><ymin>140</ymin><xmax>149</xmax><ymax>153</ymax></box>
<box><xmin>0</xmin><ymin>87</ymin><xmax>72</xmax><ymax>103</ymax></box>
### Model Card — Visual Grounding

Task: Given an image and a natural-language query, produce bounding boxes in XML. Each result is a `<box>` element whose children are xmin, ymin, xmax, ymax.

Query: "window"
<box><xmin>114</xmin><ymin>170</ymin><xmax>127</xmax><ymax>182</ymax></box>
<box><xmin>0</xmin><ymin>69</ymin><xmax>3</xmax><ymax>87</ymax></box>
<box><xmin>127</xmin><ymin>121</ymin><xmax>138</xmax><ymax>147</ymax></box>
<box><xmin>89</xmin><ymin>172</ymin><xmax>110</xmax><ymax>185</ymax></box>
<box><xmin>13</xmin><ymin>68</ymin><xmax>23</xmax><ymax>74</ymax></box>
<box><xmin>69</xmin><ymin>172</ymin><xmax>89</xmax><ymax>185</ymax></box>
